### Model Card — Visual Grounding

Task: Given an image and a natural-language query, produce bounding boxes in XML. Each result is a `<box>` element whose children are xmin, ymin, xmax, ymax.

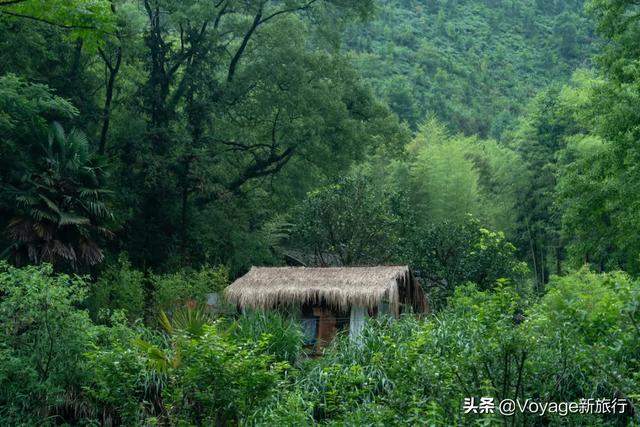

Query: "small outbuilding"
<box><xmin>224</xmin><ymin>266</ymin><xmax>427</xmax><ymax>348</ymax></box>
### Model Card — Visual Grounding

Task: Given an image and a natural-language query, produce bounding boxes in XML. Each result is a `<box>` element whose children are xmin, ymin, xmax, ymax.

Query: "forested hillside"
<box><xmin>1</xmin><ymin>0</ymin><xmax>639</xmax><ymax>425</ymax></box>
<box><xmin>0</xmin><ymin>0</ymin><xmax>403</xmax><ymax>274</ymax></box>
<box><xmin>346</xmin><ymin>0</ymin><xmax>596</xmax><ymax>136</ymax></box>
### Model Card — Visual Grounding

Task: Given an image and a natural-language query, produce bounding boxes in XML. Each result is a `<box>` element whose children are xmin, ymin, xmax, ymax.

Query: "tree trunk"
<box><xmin>99</xmin><ymin>46</ymin><xmax>122</xmax><ymax>155</ymax></box>
<box><xmin>180</xmin><ymin>160</ymin><xmax>190</xmax><ymax>263</ymax></box>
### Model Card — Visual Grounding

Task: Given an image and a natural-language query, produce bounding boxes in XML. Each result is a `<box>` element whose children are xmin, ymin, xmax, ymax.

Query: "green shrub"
<box><xmin>403</xmin><ymin>215</ymin><xmax>530</xmax><ymax>310</ymax></box>
<box><xmin>265</xmin><ymin>285</ymin><xmax>523</xmax><ymax>424</ymax></box>
<box><xmin>84</xmin><ymin>314</ymin><xmax>156</xmax><ymax>425</ymax></box>
<box><xmin>84</xmin><ymin>308</ymin><xmax>294</xmax><ymax>425</ymax></box>
<box><xmin>231</xmin><ymin>311</ymin><xmax>304</xmax><ymax>364</ymax></box>
<box><xmin>0</xmin><ymin>262</ymin><xmax>96</xmax><ymax>424</ymax></box>
<box><xmin>153</xmin><ymin>265</ymin><xmax>229</xmax><ymax>313</ymax></box>
<box><xmin>163</xmin><ymin>322</ymin><xmax>291</xmax><ymax>425</ymax></box>
<box><xmin>254</xmin><ymin>273</ymin><xmax>639</xmax><ymax>425</ymax></box>
<box><xmin>248</xmin><ymin>391</ymin><xmax>314</xmax><ymax>426</ymax></box>
<box><xmin>525</xmin><ymin>269</ymin><xmax>640</xmax><ymax>413</ymax></box>
<box><xmin>88</xmin><ymin>253</ymin><xmax>146</xmax><ymax>322</ymax></box>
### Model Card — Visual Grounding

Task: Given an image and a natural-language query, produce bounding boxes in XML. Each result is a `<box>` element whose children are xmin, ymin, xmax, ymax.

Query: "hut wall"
<box><xmin>313</xmin><ymin>306</ymin><xmax>337</xmax><ymax>348</ymax></box>
<box><xmin>349</xmin><ymin>305</ymin><xmax>367</xmax><ymax>342</ymax></box>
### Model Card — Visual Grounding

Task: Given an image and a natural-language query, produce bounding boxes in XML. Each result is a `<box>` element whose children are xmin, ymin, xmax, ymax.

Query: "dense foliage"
<box><xmin>1</xmin><ymin>263</ymin><xmax>637</xmax><ymax>424</ymax></box>
<box><xmin>252</xmin><ymin>271</ymin><xmax>639</xmax><ymax>425</ymax></box>
<box><xmin>0</xmin><ymin>262</ymin><xmax>96</xmax><ymax>423</ymax></box>
<box><xmin>2</xmin><ymin>0</ymin><xmax>640</xmax><ymax>424</ymax></box>
<box><xmin>345</xmin><ymin>0</ymin><xmax>597</xmax><ymax>136</ymax></box>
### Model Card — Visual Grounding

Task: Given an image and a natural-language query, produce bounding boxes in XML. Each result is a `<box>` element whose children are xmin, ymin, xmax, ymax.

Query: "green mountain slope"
<box><xmin>346</xmin><ymin>0</ymin><xmax>597</xmax><ymax>137</ymax></box>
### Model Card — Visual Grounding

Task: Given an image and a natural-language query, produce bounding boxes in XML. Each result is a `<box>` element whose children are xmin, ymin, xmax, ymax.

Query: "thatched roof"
<box><xmin>224</xmin><ymin>266</ymin><xmax>427</xmax><ymax>315</ymax></box>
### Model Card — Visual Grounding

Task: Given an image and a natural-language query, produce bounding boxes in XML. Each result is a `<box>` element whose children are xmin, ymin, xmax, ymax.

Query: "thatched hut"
<box><xmin>225</xmin><ymin>266</ymin><xmax>427</xmax><ymax>347</ymax></box>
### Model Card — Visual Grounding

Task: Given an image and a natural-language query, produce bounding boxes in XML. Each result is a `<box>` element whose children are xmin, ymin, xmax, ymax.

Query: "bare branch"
<box><xmin>220</xmin><ymin>140</ymin><xmax>273</xmax><ymax>151</ymax></box>
<box><xmin>0</xmin><ymin>0</ymin><xmax>27</xmax><ymax>6</ymax></box>
<box><xmin>214</xmin><ymin>0</ymin><xmax>229</xmax><ymax>29</ymax></box>
<box><xmin>261</xmin><ymin>0</ymin><xmax>318</xmax><ymax>23</ymax></box>
<box><xmin>0</xmin><ymin>9</ymin><xmax>98</xmax><ymax>30</ymax></box>
<box><xmin>227</xmin><ymin>4</ymin><xmax>262</xmax><ymax>82</ymax></box>
<box><xmin>226</xmin><ymin>1</ymin><xmax>320</xmax><ymax>82</ymax></box>
<box><xmin>99</xmin><ymin>45</ymin><xmax>122</xmax><ymax>154</ymax></box>
<box><xmin>271</xmin><ymin>108</ymin><xmax>281</xmax><ymax>149</ymax></box>
<box><xmin>227</xmin><ymin>146</ymin><xmax>296</xmax><ymax>193</ymax></box>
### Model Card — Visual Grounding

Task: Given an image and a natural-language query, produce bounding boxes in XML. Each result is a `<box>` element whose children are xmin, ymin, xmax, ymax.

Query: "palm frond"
<box><xmin>169</xmin><ymin>304</ymin><xmax>211</xmax><ymax>338</ymax></box>
<box><xmin>8</xmin><ymin>121</ymin><xmax>114</xmax><ymax>269</ymax></box>
<box><xmin>38</xmin><ymin>194</ymin><xmax>62</xmax><ymax>215</ymax></box>
<box><xmin>15</xmin><ymin>194</ymin><xmax>38</xmax><ymax>207</ymax></box>
<box><xmin>158</xmin><ymin>311</ymin><xmax>174</xmax><ymax>335</ymax></box>
<box><xmin>58</xmin><ymin>212</ymin><xmax>91</xmax><ymax>226</ymax></box>
<box><xmin>31</xmin><ymin>208</ymin><xmax>57</xmax><ymax>222</ymax></box>
<box><xmin>134</xmin><ymin>338</ymin><xmax>173</xmax><ymax>374</ymax></box>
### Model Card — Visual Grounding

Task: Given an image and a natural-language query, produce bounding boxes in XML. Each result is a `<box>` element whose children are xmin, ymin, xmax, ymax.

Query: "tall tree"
<box><xmin>551</xmin><ymin>0</ymin><xmax>640</xmax><ymax>274</ymax></box>
<box><xmin>108</xmin><ymin>0</ymin><xmax>405</xmax><ymax>270</ymax></box>
<box><xmin>292</xmin><ymin>168</ymin><xmax>399</xmax><ymax>266</ymax></box>
<box><xmin>508</xmin><ymin>85</ymin><xmax>581</xmax><ymax>289</ymax></box>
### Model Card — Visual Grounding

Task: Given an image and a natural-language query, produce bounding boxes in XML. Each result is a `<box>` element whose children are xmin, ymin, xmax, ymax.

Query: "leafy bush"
<box><xmin>525</xmin><ymin>269</ymin><xmax>640</xmax><ymax>412</ymax></box>
<box><xmin>165</xmin><ymin>322</ymin><xmax>289</xmax><ymax>425</ymax></box>
<box><xmin>252</xmin><ymin>286</ymin><xmax>521</xmax><ymax>425</ymax></box>
<box><xmin>404</xmin><ymin>215</ymin><xmax>530</xmax><ymax>309</ymax></box>
<box><xmin>231</xmin><ymin>311</ymin><xmax>304</xmax><ymax>364</ymax></box>
<box><xmin>84</xmin><ymin>313</ymin><xmax>158</xmax><ymax>425</ymax></box>
<box><xmin>153</xmin><ymin>265</ymin><xmax>229</xmax><ymax>313</ymax></box>
<box><xmin>0</xmin><ymin>262</ymin><xmax>96</xmax><ymax>424</ymax></box>
<box><xmin>254</xmin><ymin>271</ymin><xmax>639</xmax><ymax>425</ymax></box>
<box><xmin>88</xmin><ymin>253</ymin><xmax>145</xmax><ymax>322</ymax></box>
<box><xmin>85</xmin><ymin>307</ymin><xmax>295</xmax><ymax>425</ymax></box>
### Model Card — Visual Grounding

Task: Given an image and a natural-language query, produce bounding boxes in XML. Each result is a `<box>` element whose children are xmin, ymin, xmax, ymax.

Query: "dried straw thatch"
<box><xmin>224</xmin><ymin>266</ymin><xmax>427</xmax><ymax>316</ymax></box>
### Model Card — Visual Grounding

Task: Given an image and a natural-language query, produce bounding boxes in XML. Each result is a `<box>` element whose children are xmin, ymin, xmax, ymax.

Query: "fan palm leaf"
<box><xmin>6</xmin><ymin>121</ymin><xmax>114</xmax><ymax>270</ymax></box>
